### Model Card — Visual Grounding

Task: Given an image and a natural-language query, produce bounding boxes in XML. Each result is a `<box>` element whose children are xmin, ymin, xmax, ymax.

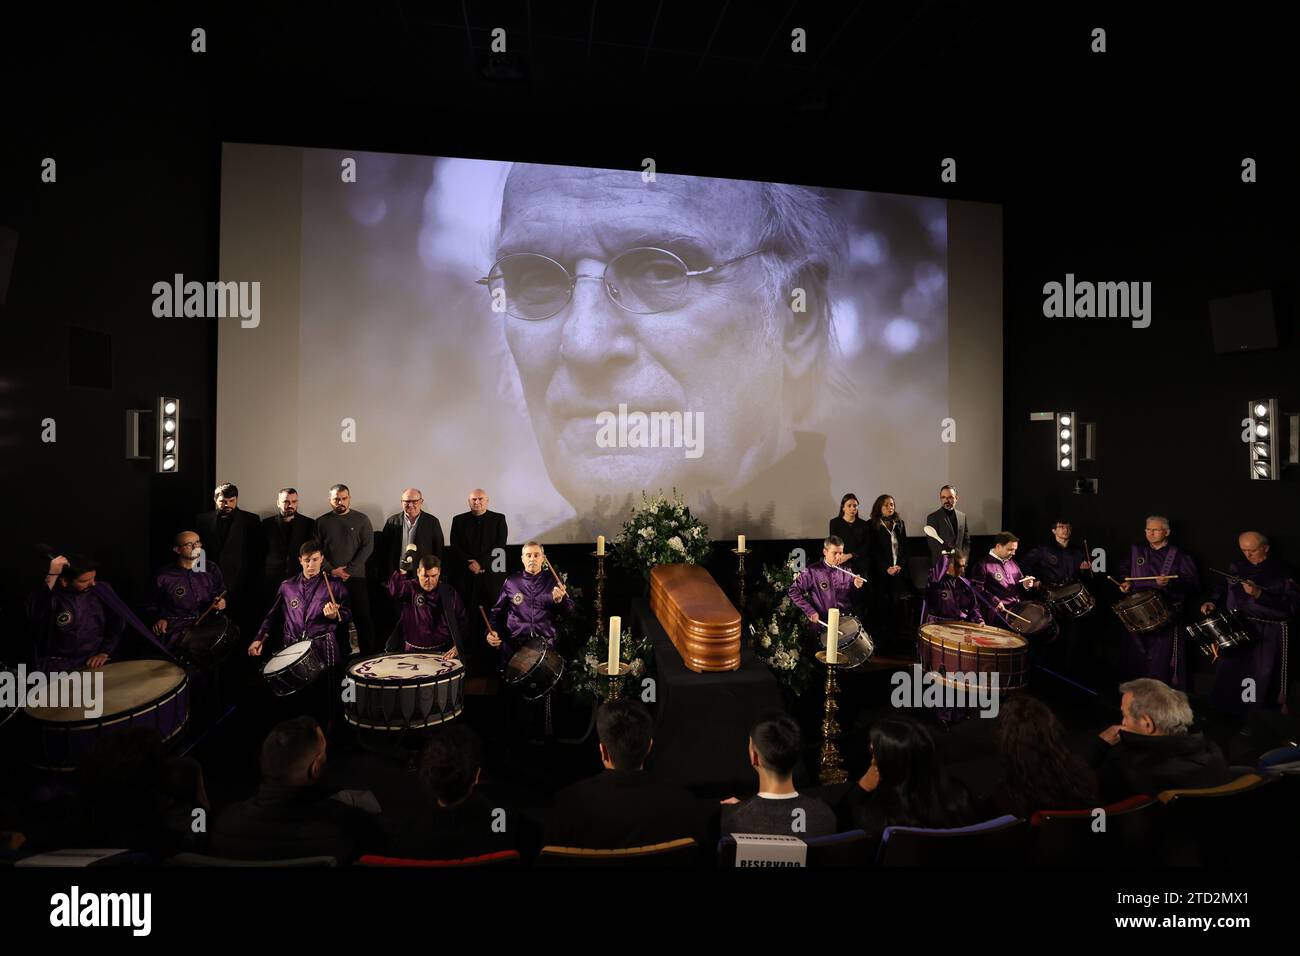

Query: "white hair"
<box><xmin>1145</xmin><ymin>515</ymin><xmax>1170</xmax><ymax>530</ymax></box>
<box><xmin>1120</xmin><ymin>678</ymin><xmax>1193</xmax><ymax>735</ymax></box>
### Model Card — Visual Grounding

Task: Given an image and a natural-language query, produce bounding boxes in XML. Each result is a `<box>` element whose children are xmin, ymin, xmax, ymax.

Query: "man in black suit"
<box><xmin>210</xmin><ymin>716</ymin><xmax>387</xmax><ymax>862</ymax></box>
<box><xmin>261</xmin><ymin>487</ymin><xmax>317</xmax><ymax>604</ymax></box>
<box><xmin>926</xmin><ymin>484</ymin><xmax>971</xmax><ymax>566</ymax></box>
<box><xmin>380</xmin><ymin>488</ymin><xmax>444</xmax><ymax>576</ymax></box>
<box><xmin>196</xmin><ymin>482</ymin><xmax>264</xmax><ymax>634</ymax></box>
<box><xmin>448</xmin><ymin>488</ymin><xmax>508</xmax><ymax>671</ymax></box>
<box><xmin>546</xmin><ymin>699</ymin><xmax>707</xmax><ymax>853</ymax></box>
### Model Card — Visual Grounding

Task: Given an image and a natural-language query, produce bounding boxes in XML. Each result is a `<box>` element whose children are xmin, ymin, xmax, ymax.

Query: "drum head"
<box><xmin>1113</xmin><ymin>589</ymin><xmax>1161</xmax><ymax>612</ymax></box>
<box><xmin>264</xmin><ymin>640</ymin><xmax>315</xmax><ymax>675</ymax></box>
<box><xmin>920</xmin><ymin>622</ymin><xmax>1026</xmax><ymax>650</ymax></box>
<box><xmin>1005</xmin><ymin>602</ymin><xmax>1053</xmax><ymax>635</ymax></box>
<box><xmin>1047</xmin><ymin>582</ymin><xmax>1083</xmax><ymax>601</ymax></box>
<box><xmin>505</xmin><ymin>641</ymin><xmax>547</xmax><ymax>681</ymax></box>
<box><xmin>819</xmin><ymin>613</ymin><xmax>863</xmax><ymax>650</ymax></box>
<box><xmin>29</xmin><ymin>659</ymin><xmax>188</xmax><ymax>724</ymax></box>
<box><xmin>349</xmin><ymin>653</ymin><xmax>462</xmax><ymax>682</ymax></box>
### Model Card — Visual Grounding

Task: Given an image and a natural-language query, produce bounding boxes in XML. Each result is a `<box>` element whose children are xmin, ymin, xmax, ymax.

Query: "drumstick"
<box><xmin>1209</xmin><ymin>568</ymin><xmax>1247</xmax><ymax>584</ymax></box>
<box><xmin>1124</xmin><ymin>575</ymin><xmax>1180</xmax><ymax>581</ymax></box>
<box><xmin>321</xmin><ymin>573</ymin><xmax>339</xmax><ymax>608</ymax></box>
<box><xmin>1107</xmin><ymin>575</ymin><xmax>1124</xmax><ymax>587</ymax></box>
<box><xmin>542</xmin><ymin>557</ymin><xmax>568</xmax><ymax>596</ymax></box>
<box><xmin>830</xmin><ymin>564</ymin><xmax>864</xmax><ymax>584</ymax></box>
<box><xmin>191</xmin><ymin>590</ymin><xmax>227</xmax><ymax>628</ymax></box>
<box><xmin>996</xmin><ymin>603</ymin><xmax>1032</xmax><ymax>625</ymax></box>
<box><xmin>478</xmin><ymin>605</ymin><xmax>493</xmax><ymax>632</ymax></box>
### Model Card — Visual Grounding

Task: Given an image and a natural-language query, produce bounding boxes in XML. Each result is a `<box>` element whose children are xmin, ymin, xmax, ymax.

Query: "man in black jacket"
<box><xmin>210</xmin><ymin>716</ymin><xmax>386</xmax><ymax>862</ymax></box>
<box><xmin>196</xmin><ymin>482</ymin><xmax>264</xmax><ymax>634</ymax></box>
<box><xmin>546</xmin><ymin>699</ymin><xmax>707</xmax><ymax>852</ymax></box>
<box><xmin>448</xmin><ymin>488</ymin><xmax>508</xmax><ymax>671</ymax></box>
<box><xmin>1086</xmin><ymin>678</ymin><xmax>1231</xmax><ymax>802</ymax></box>
<box><xmin>380</xmin><ymin>488</ymin><xmax>445</xmax><ymax>576</ymax></box>
<box><xmin>925</xmin><ymin>485</ymin><xmax>971</xmax><ymax>567</ymax></box>
<box><xmin>261</xmin><ymin>488</ymin><xmax>317</xmax><ymax>603</ymax></box>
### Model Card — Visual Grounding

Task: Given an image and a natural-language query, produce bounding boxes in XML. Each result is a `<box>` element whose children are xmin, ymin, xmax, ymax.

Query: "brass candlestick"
<box><xmin>815</xmin><ymin>650</ymin><xmax>848</xmax><ymax>784</ymax></box>
<box><xmin>591</xmin><ymin>550</ymin><xmax>607</xmax><ymax>640</ymax></box>
<box><xmin>596</xmin><ymin>662</ymin><xmax>626</xmax><ymax>701</ymax></box>
<box><xmin>731</xmin><ymin>547</ymin><xmax>750</xmax><ymax>621</ymax></box>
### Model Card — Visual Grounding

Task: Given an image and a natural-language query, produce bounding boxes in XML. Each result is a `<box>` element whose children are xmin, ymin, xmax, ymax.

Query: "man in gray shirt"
<box><xmin>316</xmin><ymin>484</ymin><xmax>375</xmax><ymax>655</ymax></box>
<box><xmin>721</xmin><ymin>711</ymin><xmax>837</xmax><ymax>840</ymax></box>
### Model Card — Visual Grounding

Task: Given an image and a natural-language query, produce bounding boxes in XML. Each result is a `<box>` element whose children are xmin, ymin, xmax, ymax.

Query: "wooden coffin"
<box><xmin>649</xmin><ymin>564</ymin><xmax>741</xmax><ymax>672</ymax></box>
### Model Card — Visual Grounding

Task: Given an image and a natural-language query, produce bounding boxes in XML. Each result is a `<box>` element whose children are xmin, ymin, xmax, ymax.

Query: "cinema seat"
<box><xmin>717</xmin><ymin>830</ymin><xmax>874</xmax><ymax>867</ymax></box>
<box><xmin>355</xmin><ymin>850</ymin><xmax>521</xmax><ymax>867</ymax></box>
<box><xmin>537</xmin><ymin>837</ymin><xmax>699</xmax><ymax>866</ymax></box>
<box><xmin>164</xmin><ymin>852</ymin><xmax>338</xmax><ymax>867</ymax></box>
<box><xmin>1028</xmin><ymin>796</ymin><xmax>1161</xmax><ymax>866</ymax></box>
<box><xmin>1157</xmin><ymin>774</ymin><xmax>1280</xmax><ymax>866</ymax></box>
<box><xmin>877</xmin><ymin>815</ymin><xmax>1030</xmax><ymax>866</ymax></box>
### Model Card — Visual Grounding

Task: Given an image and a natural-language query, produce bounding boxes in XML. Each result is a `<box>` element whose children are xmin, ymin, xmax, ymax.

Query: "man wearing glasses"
<box><xmin>480</xmin><ymin>165</ymin><xmax>842</xmax><ymax>539</ymax></box>
<box><xmin>378</xmin><ymin>488</ymin><xmax>445</xmax><ymax>643</ymax></box>
<box><xmin>149</xmin><ymin>530</ymin><xmax>228</xmax><ymax>648</ymax></box>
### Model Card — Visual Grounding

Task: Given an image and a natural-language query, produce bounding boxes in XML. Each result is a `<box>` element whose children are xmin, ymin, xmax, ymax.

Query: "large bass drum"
<box><xmin>22</xmin><ymin>659</ymin><xmax>190</xmax><ymax>771</ymax></box>
<box><xmin>918</xmin><ymin>622</ymin><xmax>1029</xmax><ymax>693</ymax></box>
<box><xmin>345</xmin><ymin>652</ymin><xmax>465</xmax><ymax>731</ymax></box>
<box><xmin>503</xmin><ymin>638</ymin><xmax>565</xmax><ymax>701</ymax></box>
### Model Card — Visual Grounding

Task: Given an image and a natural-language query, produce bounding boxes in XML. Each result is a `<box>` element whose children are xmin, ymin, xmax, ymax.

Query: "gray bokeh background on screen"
<box><xmin>219</xmin><ymin>146</ymin><xmax>1001</xmax><ymax>542</ymax></box>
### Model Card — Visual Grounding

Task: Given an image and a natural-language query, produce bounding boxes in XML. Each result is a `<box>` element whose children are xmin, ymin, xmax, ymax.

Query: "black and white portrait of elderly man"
<box><xmin>481</xmin><ymin>164</ymin><xmax>848</xmax><ymax>539</ymax></box>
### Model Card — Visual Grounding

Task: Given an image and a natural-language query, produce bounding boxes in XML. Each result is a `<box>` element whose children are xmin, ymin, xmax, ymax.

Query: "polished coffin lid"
<box><xmin>649</xmin><ymin>564</ymin><xmax>741</xmax><ymax>672</ymax></box>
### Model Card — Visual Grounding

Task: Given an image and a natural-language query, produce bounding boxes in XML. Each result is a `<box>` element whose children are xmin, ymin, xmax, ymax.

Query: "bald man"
<box><xmin>1116</xmin><ymin>516</ymin><xmax>1199</xmax><ymax>689</ymax></box>
<box><xmin>1199</xmin><ymin>532</ymin><xmax>1299</xmax><ymax>713</ymax></box>
<box><xmin>149</xmin><ymin>531</ymin><xmax>228</xmax><ymax>649</ymax></box>
<box><xmin>449</xmin><ymin>489</ymin><xmax>508</xmax><ymax>671</ymax></box>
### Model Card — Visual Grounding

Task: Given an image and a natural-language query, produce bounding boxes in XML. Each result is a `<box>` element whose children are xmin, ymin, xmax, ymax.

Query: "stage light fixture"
<box><xmin>157</xmin><ymin>396</ymin><xmax>180</xmax><ymax>474</ymax></box>
<box><xmin>1056</xmin><ymin>412</ymin><xmax>1076</xmax><ymax>471</ymax></box>
<box><xmin>1247</xmin><ymin>399</ymin><xmax>1277</xmax><ymax>480</ymax></box>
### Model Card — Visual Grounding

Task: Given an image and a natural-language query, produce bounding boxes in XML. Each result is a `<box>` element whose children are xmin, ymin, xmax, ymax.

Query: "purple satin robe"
<box><xmin>150</xmin><ymin>562</ymin><xmax>227</xmax><ymax>645</ymax></box>
<box><xmin>788</xmin><ymin>562</ymin><xmax>856</xmax><ymax>622</ymax></box>
<box><xmin>27</xmin><ymin>582</ymin><xmax>126</xmax><ymax>669</ymax></box>
<box><xmin>387</xmin><ymin>570</ymin><xmax>465</xmax><ymax>652</ymax></box>
<box><xmin>1205</xmin><ymin>557</ymin><xmax>1298</xmax><ymax>710</ymax></box>
<box><xmin>923</xmin><ymin>555</ymin><xmax>984</xmax><ymax>625</ymax></box>
<box><xmin>488</xmin><ymin>570</ymin><xmax>575</xmax><ymax>662</ymax></box>
<box><xmin>255</xmin><ymin>572</ymin><xmax>352</xmax><ymax>668</ymax></box>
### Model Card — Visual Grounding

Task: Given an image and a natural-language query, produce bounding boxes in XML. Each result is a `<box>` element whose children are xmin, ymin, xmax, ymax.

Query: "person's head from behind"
<box><xmin>868</xmin><ymin>718</ymin><xmax>939</xmax><ymax>792</ymax></box>
<box><xmin>421</xmin><ymin>724</ymin><xmax>482</xmax><ymax>807</ymax></box>
<box><xmin>596</xmin><ymin>698</ymin><xmax>654</xmax><ymax>770</ymax></box>
<box><xmin>1118</xmin><ymin>678</ymin><xmax>1193</xmax><ymax>737</ymax></box>
<box><xmin>748</xmin><ymin>711</ymin><xmax>801</xmax><ymax>784</ymax></box>
<box><xmin>996</xmin><ymin>695</ymin><xmax>1071</xmax><ymax>766</ymax></box>
<box><xmin>261</xmin><ymin>716</ymin><xmax>327</xmax><ymax>787</ymax></box>
<box><xmin>491</xmin><ymin>165</ymin><xmax>845</xmax><ymax>508</ymax></box>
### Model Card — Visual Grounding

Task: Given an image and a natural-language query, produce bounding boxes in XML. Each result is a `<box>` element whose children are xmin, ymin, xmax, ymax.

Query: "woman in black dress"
<box><xmin>829</xmin><ymin>494</ymin><xmax>871</xmax><ymax>615</ymax></box>
<box><xmin>866</xmin><ymin>493</ymin><xmax>914</xmax><ymax>654</ymax></box>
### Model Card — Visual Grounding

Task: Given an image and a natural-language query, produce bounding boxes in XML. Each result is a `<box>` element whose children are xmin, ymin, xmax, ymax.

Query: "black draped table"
<box><xmin>635</xmin><ymin>599</ymin><xmax>784</xmax><ymax>795</ymax></box>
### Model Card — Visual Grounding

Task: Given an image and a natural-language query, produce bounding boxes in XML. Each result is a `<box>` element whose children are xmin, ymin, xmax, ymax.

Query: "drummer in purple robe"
<box><xmin>485</xmin><ymin>541</ymin><xmax>575</xmax><ymax>665</ymax></box>
<box><xmin>788</xmin><ymin>536</ymin><xmax>864</xmax><ymax>636</ymax></box>
<box><xmin>486</xmin><ymin>541</ymin><xmax>575</xmax><ymax>741</ymax></box>
<box><xmin>922</xmin><ymin>550</ymin><xmax>984</xmax><ymax>626</ymax></box>
<box><xmin>386</xmin><ymin>554</ymin><xmax>466</xmax><ymax>659</ymax></box>
<box><xmin>1199</xmin><ymin>531</ymin><xmax>1299</xmax><ymax>713</ymax></box>
<box><xmin>149</xmin><ymin>531</ymin><xmax>227</xmax><ymax>648</ymax></box>
<box><xmin>969</xmin><ymin>532</ymin><xmax>1041</xmax><ymax>629</ymax></box>
<box><xmin>248</xmin><ymin>540</ymin><xmax>350</xmax><ymax>670</ymax></box>
<box><xmin>28</xmin><ymin>555</ymin><xmax>126</xmax><ymax>670</ymax></box>
<box><xmin>1116</xmin><ymin>515</ymin><xmax>1199</xmax><ymax>689</ymax></box>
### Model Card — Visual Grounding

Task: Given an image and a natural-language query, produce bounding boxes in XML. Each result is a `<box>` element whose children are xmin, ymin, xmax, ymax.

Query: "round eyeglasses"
<box><xmin>476</xmin><ymin>246</ymin><xmax>763</xmax><ymax>321</ymax></box>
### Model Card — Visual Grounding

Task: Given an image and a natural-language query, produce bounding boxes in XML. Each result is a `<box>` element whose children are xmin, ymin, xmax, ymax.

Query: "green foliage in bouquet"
<box><xmin>612</xmin><ymin>489</ymin><xmax>711</xmax><ymax>583</ymax></box>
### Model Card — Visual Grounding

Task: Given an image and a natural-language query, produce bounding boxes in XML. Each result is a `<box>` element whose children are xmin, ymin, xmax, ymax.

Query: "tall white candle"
<box><xmin>738</xmin><ymin>534</ymin><xmax>746</xmax><ymax>552</ymax></box>
<box><xmin>608</xmin><ymin>616</ymin><xmax>621</xmax><ymax>675</ymax></box>
<box><xmin>826</xmin><ymin>608</ymin><xmax>840</xmax><ymax>664</ymax></box>
<box><xmin>597</xmin><ymin>535</ymin><xmax>605</xmax><ymax>556</ymax></box>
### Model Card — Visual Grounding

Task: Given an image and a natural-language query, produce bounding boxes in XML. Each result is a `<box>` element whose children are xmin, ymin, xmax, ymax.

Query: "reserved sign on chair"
<box><xmin>732</xmin><ymin>834</ymin><xmax>807</xmax><ymax>868</ymax></box>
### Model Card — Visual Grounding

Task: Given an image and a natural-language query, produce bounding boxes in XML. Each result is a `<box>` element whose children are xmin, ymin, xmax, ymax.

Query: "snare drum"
<box><xmin>918</xmin><ymin>622</ymin><xmax>1029</xmax><ymax>693</ymax></box>
<box><xmin>22</xmin><ymin>659</ymin><xmax>190</xmax><ymax>771</ymax></box>
<box><xmin>344</xmin><ymin>653</ymin><xmax>464</xmax><ymax>730</ymax></box>
<box><xmin>261</xmin><ymin>640</ymin><xmax>326</xmax><ymax>697</ymax></box>
<box><xmin>1112</xmin><ymin>590</ymin><xmax>1173</xmax><ymax>634</ymax></box>
<box><xmin>1186</xmin><ymin>611</ymin><xmax>1257</xmax><ymax>658</ymax></box>
<box><xmin>1001</xmin><ymin>601</ymin><xmax>1056</xmax><ymax>639</ymax></box>
<box><xmin>1045</xmin><ymin>581</ymin><xmax>1096</xmax><ymax>620</ymax></box>
<box><xmin>177</xmin><ymin>615</ymin><xmax>239</xmax><ymax>669</ymax></box>
<box><xmin>816</xmin><ymin>613</ymin><xmax>875</xmax><ymax>669</ymax></box>
<box><xmin>503</xmin><ymin>638</ymin><xmax>565</xmax><ymax>701</ymax></box>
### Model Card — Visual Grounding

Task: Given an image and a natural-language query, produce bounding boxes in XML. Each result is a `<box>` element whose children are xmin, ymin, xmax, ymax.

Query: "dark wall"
<box><xmin>1002</xmin><ymin>166</ymin><xmax>1300</xmax><ymax>577</ymax></box>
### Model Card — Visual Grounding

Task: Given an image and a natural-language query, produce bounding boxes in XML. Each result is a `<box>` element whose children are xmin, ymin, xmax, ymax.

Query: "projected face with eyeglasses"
<box><xmin>486</xmin><ymin>164</ymin><xmax>830</xmax><ymax>512</ymax></box>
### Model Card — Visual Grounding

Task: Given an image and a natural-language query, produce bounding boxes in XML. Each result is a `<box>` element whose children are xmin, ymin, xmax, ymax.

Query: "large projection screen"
<box><xmin>217</xmin><ymin>144</ymin><xmax>1002</xmax><ymax>542</ymax></box>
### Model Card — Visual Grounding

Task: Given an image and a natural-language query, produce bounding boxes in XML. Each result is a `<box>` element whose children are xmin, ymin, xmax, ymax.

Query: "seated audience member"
<box><xmin>1086</xmin><ymin>678</ymin><xmax>1232</xmax><ymax>802</ymax></box>
<box><xmin>211</xmin><ymin>716</ymin><xmax>386</xmax><ymax>862</ymax></box>
<box><xmin>721</xmin><ymin>711</ymin><xmax>836</xmax><ymax>838</ymax></box>
<box><xmin>837</xmin><ymin>718</ymin><xmax>977</xmax><ymax>835</ymax></box>
<box><xmin>73</xmin><ymin>728</ymin><xmax>208</xmax><ymax>857</ymax></box>
<box><xmin>546</xmin><ymin>699</ymin><xmax>706</xmax><ymax>851</ymax></box>
<box><xmin>992</xmin><ymin>695</ymin><xmax>1098</xmax><ymax>817</ymax></box>
<box><xmin>397</xmin><ymin>725</ymin><xmax>518</xmax><ymax>860</ymax></box>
